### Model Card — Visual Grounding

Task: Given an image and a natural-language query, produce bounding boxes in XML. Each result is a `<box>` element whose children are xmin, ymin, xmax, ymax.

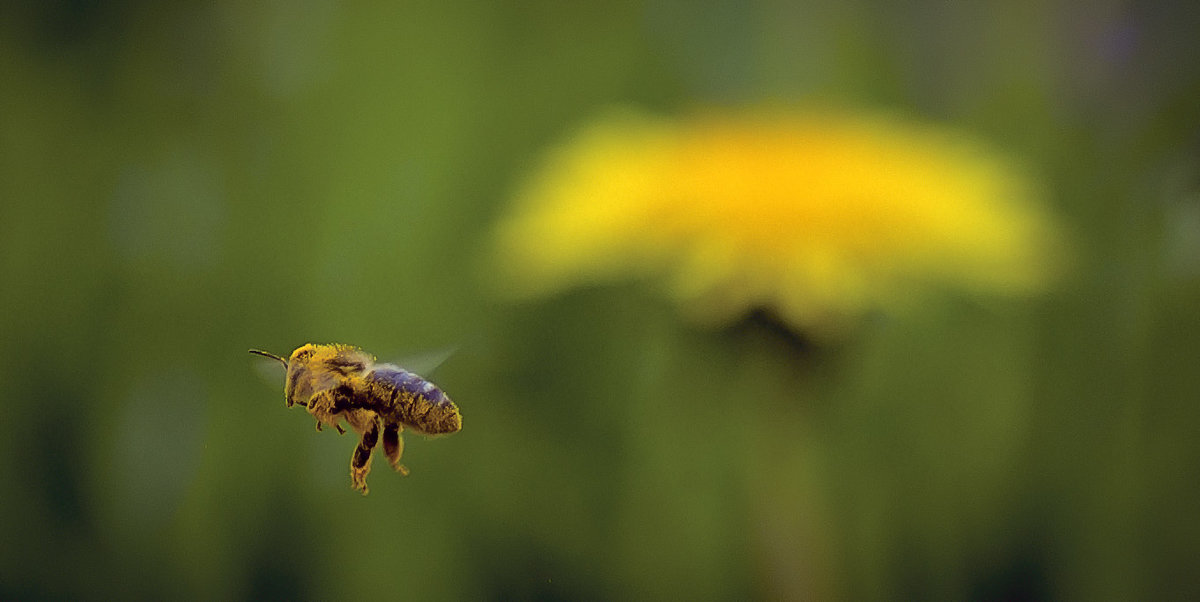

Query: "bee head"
<box><xmin>278</xmin><ymin>344</ymin><xmax>324</xmax><ymax>403</ymax></box>
<box><xmin>250</xmin><ymin>347</ymin><xmax>305</xmax><ymax>406</ymax></box>
<box><xmin>287</xmin><ymin>344</ymin><xmax>318</xmax><ymax>367</ymax></box>
<box><xmin>249</xmin><ymin>345</ymin><xmax>321</xmax><ymax>404</ymax></box>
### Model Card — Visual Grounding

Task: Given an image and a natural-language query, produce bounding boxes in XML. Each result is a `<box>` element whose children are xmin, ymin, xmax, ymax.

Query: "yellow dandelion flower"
<box><xmin>490</xmin><ymin>108</ymin><xmax>1063</xmax><ymax>336</ymax></box>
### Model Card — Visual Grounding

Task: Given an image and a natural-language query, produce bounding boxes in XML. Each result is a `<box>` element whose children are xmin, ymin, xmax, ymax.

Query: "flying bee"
<box><xmin>249</xmin><ymin>343</ymin><xmax>462</xmax><ymax>495</ymax></box>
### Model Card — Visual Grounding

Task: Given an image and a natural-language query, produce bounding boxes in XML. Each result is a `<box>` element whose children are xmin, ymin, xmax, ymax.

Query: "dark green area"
<box><xmin>2</xmin><ymin>1</ymin><xmax>1198</xmax><ymax>600</ymax></box>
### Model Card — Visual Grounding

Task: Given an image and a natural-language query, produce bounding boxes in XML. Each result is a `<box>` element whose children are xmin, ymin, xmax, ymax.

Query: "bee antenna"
<box><xmin>249</xmin><ymin>349</ymin><xmax>289</xmax><ymax>367</ymax></box>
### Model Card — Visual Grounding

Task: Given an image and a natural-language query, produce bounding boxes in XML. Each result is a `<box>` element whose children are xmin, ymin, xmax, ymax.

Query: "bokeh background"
<box><xmin>3</xmin><ymin>1</ymin><xmax>1199</xmax><ymax>600</ymax></box>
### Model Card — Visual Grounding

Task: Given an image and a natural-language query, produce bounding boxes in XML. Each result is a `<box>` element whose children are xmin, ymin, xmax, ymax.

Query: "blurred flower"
<box><xmin>490</xmin><ymin>108</ymin><xmax>1063</xmax><ymax>336</ymax></box>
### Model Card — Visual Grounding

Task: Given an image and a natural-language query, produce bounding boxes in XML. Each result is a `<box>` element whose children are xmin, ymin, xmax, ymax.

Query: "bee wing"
<box><xmin>384</xmin><ymin>345</ymin><xmax>458</xmax><ymax>376</ymax></box>
<box><xmin>250</xmin><ymin>354</ymin><xmax>287</xmax><ymax>385</ymax></box>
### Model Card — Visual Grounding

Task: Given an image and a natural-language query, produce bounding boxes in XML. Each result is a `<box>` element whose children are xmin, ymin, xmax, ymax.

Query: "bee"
<box><xmin>249</xmin><ymin>343</ymin><xmax>462</xmax><ymax>495</ymax></box>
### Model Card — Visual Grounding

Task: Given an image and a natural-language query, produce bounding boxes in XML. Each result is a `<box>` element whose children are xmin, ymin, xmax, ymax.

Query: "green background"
<box><xmin>2</xmin><ymin>1</ymin><xmax>1198</xmax><ymax>600</ymax></box>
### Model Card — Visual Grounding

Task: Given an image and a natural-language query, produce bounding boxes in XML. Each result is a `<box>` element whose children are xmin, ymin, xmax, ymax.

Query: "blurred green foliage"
<box><xmin>2</xmin><ymin>1</ymin><xmax>1199</xmax><ymax>600</ymax></box>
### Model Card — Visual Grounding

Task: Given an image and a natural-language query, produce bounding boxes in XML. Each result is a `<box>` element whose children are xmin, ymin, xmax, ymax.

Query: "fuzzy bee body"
<box><xmin>362</xmin><ymin>365</ymin><xmax>461</xmax><ymax>435</ymax></box>
<box><xmin>251</xmin><ymin>343</ymin><xmax>462</xmax><ymax>495</ymax></box>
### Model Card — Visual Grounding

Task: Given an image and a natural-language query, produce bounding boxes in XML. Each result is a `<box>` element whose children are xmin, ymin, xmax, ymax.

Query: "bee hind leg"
<box><xmin>350</xmin><ymin>418</ymin><xmax>381</xmax><ymax>495</ymax></box>
<box><xmin>382</xmin><ymin>421</ymin><xmax>409</xmax><ymax>476</ymax></box>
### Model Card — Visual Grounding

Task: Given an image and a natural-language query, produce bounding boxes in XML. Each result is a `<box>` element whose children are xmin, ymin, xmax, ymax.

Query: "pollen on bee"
<box><xmin>253</xmin><ymin>342</ymin><xmax>462</xmax><ymax>495</ymax></box>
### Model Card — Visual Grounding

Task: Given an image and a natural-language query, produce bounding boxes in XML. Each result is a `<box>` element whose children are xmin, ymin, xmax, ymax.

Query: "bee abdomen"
<box><xmin>366</xmin><ymin>366</ymin><xmax>454</xmax><ymax>414</ymax></box>
<box><xmin>364</xmin><ymin>364</ymin><xmax>460</xmax><ymax>435</ymax></box>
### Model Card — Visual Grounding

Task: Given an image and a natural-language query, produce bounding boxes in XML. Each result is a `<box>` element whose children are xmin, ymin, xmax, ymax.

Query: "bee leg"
<box><xmin>350</xmin><ymin>418</ymin><xmax>381</xmax><ymax>495</ymax></box>
<box><xmin>381</xmin><ymin>421</ymin><xmax>409</xmax><ymax>476</ymax></box>
<box><xmin>313</xmin><ymin>418</ymin><xmax>347</xmax><ymax>434</ymax></box>
<box><xmin>306</xmin><ymin>390</ymin><xmax>346</xmax><ymax>433</ymax></box>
